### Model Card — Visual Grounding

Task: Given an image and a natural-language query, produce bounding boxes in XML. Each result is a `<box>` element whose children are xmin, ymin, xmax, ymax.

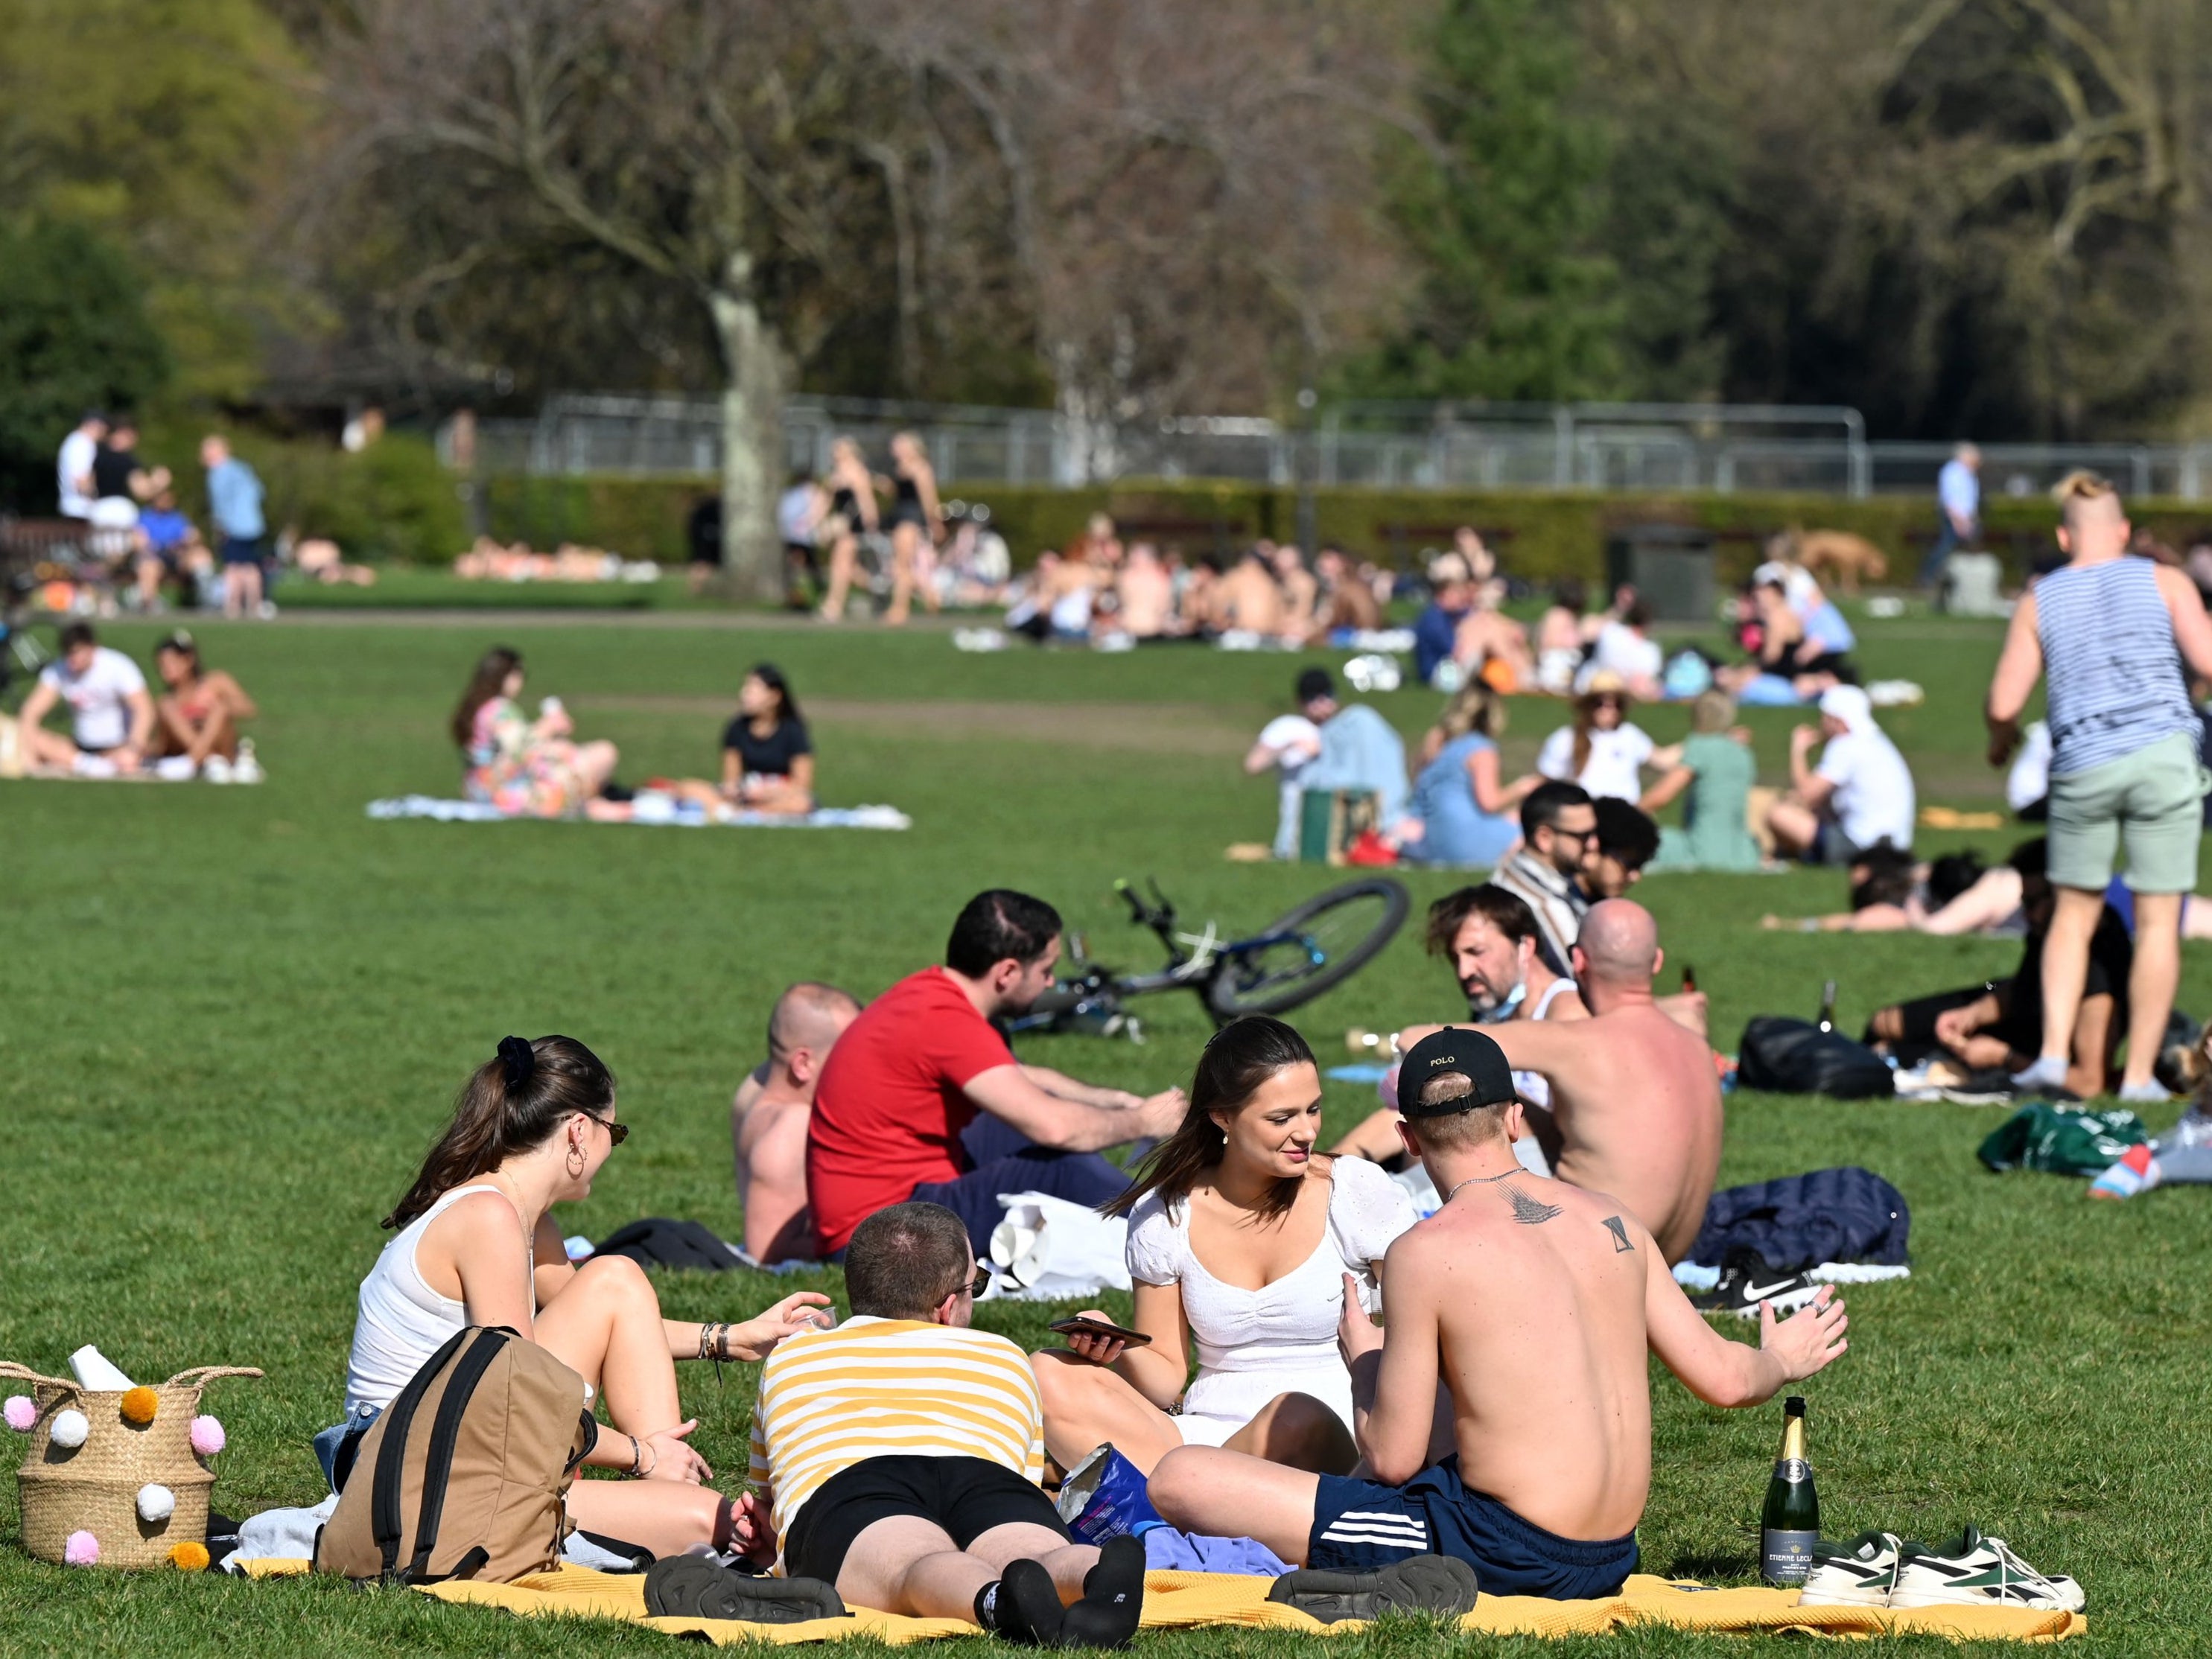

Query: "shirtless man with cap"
<box><xmin>1148</xmin><ymin>1028</ymin><xmax>1847</xmax><ymax>1603</ymax></box>
<box><xmin>1479</xmin><ymin>899</ymin><xmax>1721</xmax><ymax>1263</ymax></box>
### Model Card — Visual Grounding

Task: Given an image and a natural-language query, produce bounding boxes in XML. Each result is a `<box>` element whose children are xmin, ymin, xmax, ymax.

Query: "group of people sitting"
<box><xmin>54</xmin><ymin>414</ymin><xmax>282</xmax><ymax>618</ymax></box>
<box><xmin>1414</xmin><ymin>531</ymin><xmax>1864</xmax><ymax>717</ymax></box>
<box><xmin>449</xmin><ymin>649</ymin><xmax>815</xmax><ymax>821</ymax></box>
<box><xmin>1246</xmin><ymin>651</ymin><xmax>1916</xmax><ymax>879</ymax></box>
<box><xmin>338</xmin><ymin>880</ymin><xmax>1842</xmax><ymax>1632</ymax></box>
<box><xmin>7</xmin><ymin>623</ymin><xmax>258</xmax><ymax>781</ymax></box>
<box><xmin>1005</xmin><ymin>517</ymin><xmax>1392</xmax><ymax>649</ymax></box>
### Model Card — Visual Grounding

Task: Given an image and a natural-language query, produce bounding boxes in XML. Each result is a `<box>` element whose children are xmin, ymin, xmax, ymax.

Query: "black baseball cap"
<box><xmin>1396</xmin><ymin>1028</ymin><xmax>1516</xmax><ymax>1118</ymax></box>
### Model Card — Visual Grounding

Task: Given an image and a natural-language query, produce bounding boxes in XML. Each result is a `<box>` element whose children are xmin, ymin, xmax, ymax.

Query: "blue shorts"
<box><xmin>1308</xmin><ymin>1456</ymin><xmax>1638</xmax><ymax>1600</ymax></box>
<box><xmin>220</xmin><ymin>535</ymin><xmax>265</xmax><ymax>567</ymax></box>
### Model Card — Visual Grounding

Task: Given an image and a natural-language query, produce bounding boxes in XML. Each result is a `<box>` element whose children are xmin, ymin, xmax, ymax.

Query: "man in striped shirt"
<box><xmin>738</xmin><ymin>1203</ymin><xmax>1143</xmax><ymax>1645</ymax></box>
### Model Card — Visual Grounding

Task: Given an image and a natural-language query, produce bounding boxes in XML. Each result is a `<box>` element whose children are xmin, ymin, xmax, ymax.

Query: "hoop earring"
<box><xmin>567</xmin><ymin>1144</ymin><xmax>586</xmax><ymax>1178</ymax></box>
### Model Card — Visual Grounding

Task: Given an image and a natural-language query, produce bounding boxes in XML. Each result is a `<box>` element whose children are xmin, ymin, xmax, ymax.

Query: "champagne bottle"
<box><xmin>1815</xmin><ymin>981</ymin><xmax>1837</xmax><ymax>1034</ymax></box>
<box><xmin>1760</xmin><ymin>1396</ymin><xmax>1820</xmax><ymax>1586</ymax></box>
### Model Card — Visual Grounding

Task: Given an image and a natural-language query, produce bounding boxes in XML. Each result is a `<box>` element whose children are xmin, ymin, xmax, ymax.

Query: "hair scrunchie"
<box><xmin>497</xmin><ymin>1035</ymin><xmax>536</xmax><ymax>1089</ymax></box>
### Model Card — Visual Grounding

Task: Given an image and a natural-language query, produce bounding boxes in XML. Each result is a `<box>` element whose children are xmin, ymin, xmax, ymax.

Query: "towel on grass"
<box><xmin>226</xmin><ymin>1563</ymin><xmax>2082</xmax><ymax>1643</ymax></box>
<box><xmin>366</xmin><ymin>795</ymin><xmax>909</xmax><ymax>830</ymax></box>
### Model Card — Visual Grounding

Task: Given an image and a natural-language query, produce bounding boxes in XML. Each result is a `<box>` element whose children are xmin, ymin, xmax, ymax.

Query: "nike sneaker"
<box><xmin>1889</xmin><ymin>1527</ymin><xmax>2081</xmax><ymax>1612</ymax></box>
<box><xmin>1689</xmin><ymin>1246</ymin><xmax>1820</xmax><ymax>1320</ymax></box>
<box><xmin>1796</xmin><ymin>1531</ymin><xmax>1910</xmax><ymax>1607</ymax></box>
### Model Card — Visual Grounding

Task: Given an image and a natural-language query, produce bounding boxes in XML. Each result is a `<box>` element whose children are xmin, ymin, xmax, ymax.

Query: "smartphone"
<box><xmin>1048</xmin><ymin>1316</ymin><xmax>1152</xmax><ymax>1347</ymax></box>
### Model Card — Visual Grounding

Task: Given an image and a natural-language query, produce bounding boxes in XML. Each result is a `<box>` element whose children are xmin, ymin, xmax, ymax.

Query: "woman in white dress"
<box><xmin>339</xmin><ymin>1035</ymin><xmax>830</xmax><ymax>1555</ymax></box>
<box><xmin>1032</xmin><ymin>1018</ymin><xmax>1415</xmax><ymax>1477</ymax></box>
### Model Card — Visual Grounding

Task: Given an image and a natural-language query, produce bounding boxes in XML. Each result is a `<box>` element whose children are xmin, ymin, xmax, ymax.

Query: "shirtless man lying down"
<box><xmin>1148</xmin><ymin>1028</ymin><xmax>1847</xmax><ymax>1601</ymax></box>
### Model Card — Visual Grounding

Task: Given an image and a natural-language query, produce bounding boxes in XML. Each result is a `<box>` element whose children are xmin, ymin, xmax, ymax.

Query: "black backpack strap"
<box><xmin>569</xmin><ymin>1408</ymin><xmax>600</xmax><ymax>1476</ymax></box>
<box><xmin>407</xmin><ymin>1327</ymin><xmax>512</xmax><ymax>1581</ymax></box>
<box><xmin>371</xmin><ymin>1325</ymin><xmax>474</xmax><ymax>1579</ymax></box>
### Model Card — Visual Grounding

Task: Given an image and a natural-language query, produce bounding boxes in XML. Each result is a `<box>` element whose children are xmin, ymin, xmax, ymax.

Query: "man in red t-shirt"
<box><xmin>809</xmin><ymin>890</ymin><xmax>1187</xmax><ymax>1255</ymax></box>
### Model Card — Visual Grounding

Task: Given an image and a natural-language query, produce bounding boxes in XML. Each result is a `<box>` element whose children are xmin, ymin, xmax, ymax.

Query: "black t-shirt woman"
<box><xmin>720</xmin><ymin>662</ymin><xmax>814</xmax><ymax>815</ymax></box>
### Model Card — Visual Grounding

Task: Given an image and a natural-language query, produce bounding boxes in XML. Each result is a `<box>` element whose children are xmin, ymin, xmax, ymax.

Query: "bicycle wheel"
<box><xmin>1207</xmin><ymin>877</ymin><xmax>1411</xmax><ymax>1019</ymax></box>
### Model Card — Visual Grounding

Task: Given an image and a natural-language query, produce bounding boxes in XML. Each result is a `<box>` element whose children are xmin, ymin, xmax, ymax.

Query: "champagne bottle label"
<box><xmin>1761</xmin><ymin>1529</ymin><xmax>1820</xmax><ymax>1585</ymax></box>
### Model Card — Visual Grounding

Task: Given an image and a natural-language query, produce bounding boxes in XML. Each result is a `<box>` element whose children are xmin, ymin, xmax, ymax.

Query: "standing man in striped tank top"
<box><xmin>1987</xmin><ymin>472</ymin><xmax>2212</xmax><ymax>1101</ymax></box>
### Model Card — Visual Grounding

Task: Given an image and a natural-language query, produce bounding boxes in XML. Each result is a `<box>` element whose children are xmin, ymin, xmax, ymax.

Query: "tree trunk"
<box><xmin>708</xmin><ymin>258</ymin><xmax>784</xmax><ymax>602</ymax></box>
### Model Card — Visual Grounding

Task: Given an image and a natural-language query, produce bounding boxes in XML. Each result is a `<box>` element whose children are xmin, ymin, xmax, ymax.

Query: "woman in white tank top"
<box><xmin>1032</xmin><ymin>1019</ymin><xmax>1415</xmax><ymax>1477</ymax></box>
<box><xmin>342</xmin><ymin>1035</ymin><xmax>830</xmax><ymax>1557</ymax></box>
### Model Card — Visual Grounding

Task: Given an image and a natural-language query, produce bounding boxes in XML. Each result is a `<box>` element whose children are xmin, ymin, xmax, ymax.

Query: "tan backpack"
<box><xmin>314</xmin><ymin>1326</ymin><xmax>597</xmax><ymax>1585</ymax></box>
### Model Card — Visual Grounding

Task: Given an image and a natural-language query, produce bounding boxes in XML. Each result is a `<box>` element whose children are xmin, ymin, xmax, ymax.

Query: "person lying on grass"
<box><xmin>1864</xmin><ymin>839</ymin><xmax>2128</xmax><ymax>1100</ymax></box>
<box><xmin>14</xmin><ymin>620</ymin><xmax>155</xmax><ymax>775</ymax></box>
<box><xmin>151</xmin><ymin>631</ymin><xmax>256</xmax><ymax>776</ymax></box>
<box><xmin>1032</xmin><ymin>1016</ymin><xmax>1414</xmax><ymax>1478</ymax></box>
<box><xmin>1147</xmin><ymin>1028</ymin><xmax>1849</xmax><ymax>1602</ymax></box>
<box><xmin>340</xmin><ymin>1034</ymin><xmax>831</xmax><ymax>1557</ymax></box>
<box><xmin>733</xmin><ymin>1202</ymin><xmax>1145</xmax><ymax>1646</ymax></box>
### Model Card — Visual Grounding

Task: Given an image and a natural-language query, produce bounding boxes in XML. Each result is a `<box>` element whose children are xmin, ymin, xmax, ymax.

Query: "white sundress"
<box><xmin>1123</xmin><ymin>1158</ymin><xmax>1416</xmax><ymax>1445</ymax></box>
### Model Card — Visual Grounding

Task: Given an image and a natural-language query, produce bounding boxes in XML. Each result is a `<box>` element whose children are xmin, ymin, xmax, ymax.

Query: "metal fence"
<box><xmin>455</xmin><ymin>392</ymin><xmax>2212</xmax><ymax>500</ymax></box>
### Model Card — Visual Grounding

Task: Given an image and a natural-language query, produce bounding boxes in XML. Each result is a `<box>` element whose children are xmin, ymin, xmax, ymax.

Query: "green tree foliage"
<box><xmin>0</xmin><ymin>218</ymin><xmax>170</xmax><ymax>512</ymax></box>
<box><xmin>1344</xmin><ymin>0</ymin><xmax>1624</xmax><ymax>403</ymax></box>
<box><xmin>0</xmin><ymin>0</ymin><xmax>305</xmax><ymax>400</ymax></box>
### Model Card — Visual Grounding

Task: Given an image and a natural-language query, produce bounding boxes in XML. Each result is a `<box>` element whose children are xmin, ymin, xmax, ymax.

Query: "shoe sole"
<box><xmin>1889</xmin><ymin>1588</ymin><xmax>2068</xmax><ymax>1612</ymax></box>
<box><xmin>1720</xmin><ymin>1287</ymin><xmax>1822</xmax><ymax>1320</ymax></box>
<box><xmin>1796</xmin><ymin>1582</ymin><xmax>1894</xmax><ymax>1607</ymax></box>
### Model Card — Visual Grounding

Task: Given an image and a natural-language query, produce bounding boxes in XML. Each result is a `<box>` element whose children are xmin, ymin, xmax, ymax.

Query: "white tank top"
<box><xmin>343</xmin><ymin>1184</ymin><xmax>521</xmax><ymax>1414</ymax></box>
<box><xmin>1511</xmin><ymin>975</ymin><xmax>1580</xmax><ymax>1110</ymax></box>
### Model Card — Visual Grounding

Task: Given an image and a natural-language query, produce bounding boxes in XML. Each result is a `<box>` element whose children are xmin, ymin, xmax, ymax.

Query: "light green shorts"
<box><xmin>2046</xmin><ymin>728</ymin><xmax>2208</xmax><ymax>893</ymax></box>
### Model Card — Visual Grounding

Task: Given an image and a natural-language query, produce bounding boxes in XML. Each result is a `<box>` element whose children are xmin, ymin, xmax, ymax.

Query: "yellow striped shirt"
<box><xmin>747</xmin><ymin>1316</ymin><xmax>1046</xmax><ymax>1564</ymax></box>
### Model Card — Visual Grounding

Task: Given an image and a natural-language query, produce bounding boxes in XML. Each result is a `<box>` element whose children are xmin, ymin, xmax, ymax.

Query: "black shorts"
<box><xmin>784</xmin><ymin>1456</ymin><xmax>1067</xmax><ymax>1585</ymax></box>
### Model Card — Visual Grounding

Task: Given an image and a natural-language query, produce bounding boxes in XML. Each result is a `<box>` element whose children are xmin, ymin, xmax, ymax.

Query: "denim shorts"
<box><xmin>314</xmin><ymin>1402</ymin><xmax>382</xmax><ymax>1494</ymax></box>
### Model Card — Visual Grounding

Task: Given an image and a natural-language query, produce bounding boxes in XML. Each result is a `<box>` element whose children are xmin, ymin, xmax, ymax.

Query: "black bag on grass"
<box><xmin>1737</xmin><ymin>1016</ymin><xmax>1893</xmax><ymax>1100</ymax></box>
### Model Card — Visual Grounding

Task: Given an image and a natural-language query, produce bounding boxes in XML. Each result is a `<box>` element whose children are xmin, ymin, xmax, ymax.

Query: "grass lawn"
<box><xmin>1</xmin><ymin>607</ymin><xmax>2205</xmax><ymax>1656</ymax></box>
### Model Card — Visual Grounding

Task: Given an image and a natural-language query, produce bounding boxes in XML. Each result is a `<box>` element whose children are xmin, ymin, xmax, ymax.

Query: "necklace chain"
<box><xmin>1442</xmin><ymin>1169</ymin><xmax>1519</xmax><ymax>1205</ymax></box>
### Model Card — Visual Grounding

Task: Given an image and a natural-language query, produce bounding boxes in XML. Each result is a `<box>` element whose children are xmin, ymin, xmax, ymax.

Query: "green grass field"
<box><xmin>2</xmin><ymin>607</ymin><xmax>2205</xmax><ymax>1656</ymax></box>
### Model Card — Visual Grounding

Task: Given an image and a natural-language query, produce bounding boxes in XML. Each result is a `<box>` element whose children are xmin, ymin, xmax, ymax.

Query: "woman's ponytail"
<box><xmin>383</xmin><ymin>1036</ymin><xmax>615</xmax><ymax>1229</ymax></box>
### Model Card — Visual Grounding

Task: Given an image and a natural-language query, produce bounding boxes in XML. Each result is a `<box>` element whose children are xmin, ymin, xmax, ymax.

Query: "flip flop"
<box><xmin>644</xmin><ymin>1556</ymin><xmax>851</xmax><ymax>1623</ymax></box>
<box><xmin>1267</xmin><ymin>1554</ymin><xmax>1481</xmax><ymax>1624</ymax></box>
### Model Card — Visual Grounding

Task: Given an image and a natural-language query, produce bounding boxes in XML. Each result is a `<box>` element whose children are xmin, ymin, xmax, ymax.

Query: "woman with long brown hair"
<box><xmin>814</xmin><ymin>437</ymin><xmax>881</xmax><ymax>622</ymax></box>
<box><xmin>337</xmin><ymin>1036</ymin><xmax>830</xmax><ymax>1555</ymax></box>
<box><xmin>1031</xmin><ymin>1018</ymin><xmax>1415</xmax><ymax>1477</ymax></box>
<box><xmin>451</xmin><ymin>646</ymin><xmax>620</xmax><ymax>818</ymax></box>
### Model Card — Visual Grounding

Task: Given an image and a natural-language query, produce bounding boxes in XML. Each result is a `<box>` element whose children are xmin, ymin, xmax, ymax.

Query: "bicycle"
<box><xmin>1004</xmin><ymin>876</ymin><xmax>1410</xmax><ymax>1042</ymax></box>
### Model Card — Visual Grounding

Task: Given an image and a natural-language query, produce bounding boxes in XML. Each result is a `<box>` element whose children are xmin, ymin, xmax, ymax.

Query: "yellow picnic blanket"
<box><xmin>229</xmin><ymin>1561</ymin><xmax>2085</xmax><ymax>1644</ymax></box>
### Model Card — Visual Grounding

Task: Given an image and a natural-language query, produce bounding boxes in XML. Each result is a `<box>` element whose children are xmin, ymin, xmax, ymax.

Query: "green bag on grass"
<box><xmin>1977</xmin><ymin>1103</ymin><xmax>2147</xmax><ymax>1176</ymax></box>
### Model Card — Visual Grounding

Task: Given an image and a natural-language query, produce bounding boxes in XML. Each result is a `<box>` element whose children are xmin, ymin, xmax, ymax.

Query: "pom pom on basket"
<box><xmin>3</xmin><ymin>1395</ymin><xmax>34</xmax><ymax>1433</ymax></box>
<box><xmin>168</xmin><ymin>1541</ymin><xmax>210</xmax><ymax>1572</ymax></box>
<box><xmin>119</xmin><ymin>1387</ymin><xmax>159</xmax><ymax>1426</ymax></box>
<box><xmin>64</xmin><ymin>1531</ymin><xmax>100</xmax><ymax>1567</ymax></box>
<box><xmin>188</xmin><ymin>1416</ymin><xmax>225</xmax><ymax>1457</ymax></box>
<box><xmin>49</xmin><ymin>1409</ymin><xmax>89</xmax><ymax>1448</ymax></box>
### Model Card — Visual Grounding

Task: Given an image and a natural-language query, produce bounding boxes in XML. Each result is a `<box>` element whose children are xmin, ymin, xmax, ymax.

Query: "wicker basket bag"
<box><xmin>2</xmin><ymin>1360</ymin><xmax>261</xmax><ymax>1569</ymax></box>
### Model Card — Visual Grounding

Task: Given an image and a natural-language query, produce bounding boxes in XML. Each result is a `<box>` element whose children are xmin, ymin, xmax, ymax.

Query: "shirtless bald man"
<box><xmin>1149</xmin><ymin>1029</ymin><xmax>1846</xmax><ymax>1601</ymax></box>
<box><xmin>733</xmin><ymin>983</ymin><xmax>862</xmax><ymax>1263</ymax></box>
<box><xmin>1481</xmin><ymin>899</ymin><xmax>1721</xmax><ymax>1262</ymax></box>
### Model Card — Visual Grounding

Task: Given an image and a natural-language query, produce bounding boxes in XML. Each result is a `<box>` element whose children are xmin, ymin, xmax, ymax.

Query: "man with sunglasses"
<box><xmin>737</xmin><ymin>1202</ymin><xmax>1145</xmax><ymax>1645</ymax></box>
<box><xmin>1493</xmin><ymin>780</ymin><xmax>1598</xmax><ymax>973</ymax></box>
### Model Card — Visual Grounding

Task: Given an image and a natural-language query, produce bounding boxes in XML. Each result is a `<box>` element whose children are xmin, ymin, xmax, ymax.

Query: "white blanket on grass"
<box><xmin>366</xmin><ymin>795</ymin><xmax>910</xmax><ymax>830</ymax></box>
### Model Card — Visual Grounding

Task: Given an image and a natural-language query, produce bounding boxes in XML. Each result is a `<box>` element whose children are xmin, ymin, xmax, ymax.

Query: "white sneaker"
<box><xmin>1890</xmin><ymin>1528</ymin><xmax>2079</xmax><ymax>1612</ymax></box>
<box><xmin>231</xmin><ymin>739</ymin><xmax>263</xmax><ymax>785</ymax></box>
<box><xmin>256</xmin><ymin>599</ymin><xmax>278</xmax><ymax>620</ymax></box>
<box><xmin>202</xmin><ymin>754</ymin><xmax>235</xmax><ymax>784</ymax></box>
<box><xmin>2165</xmin><ymin>1109</ymin><xmax>2212</xmax><ymax>1151</ymax></box>
<box><xmin>1798</xmin><ymin>1532</ymin><xmax>1907</xmax><ymax>1607</ymax></box>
